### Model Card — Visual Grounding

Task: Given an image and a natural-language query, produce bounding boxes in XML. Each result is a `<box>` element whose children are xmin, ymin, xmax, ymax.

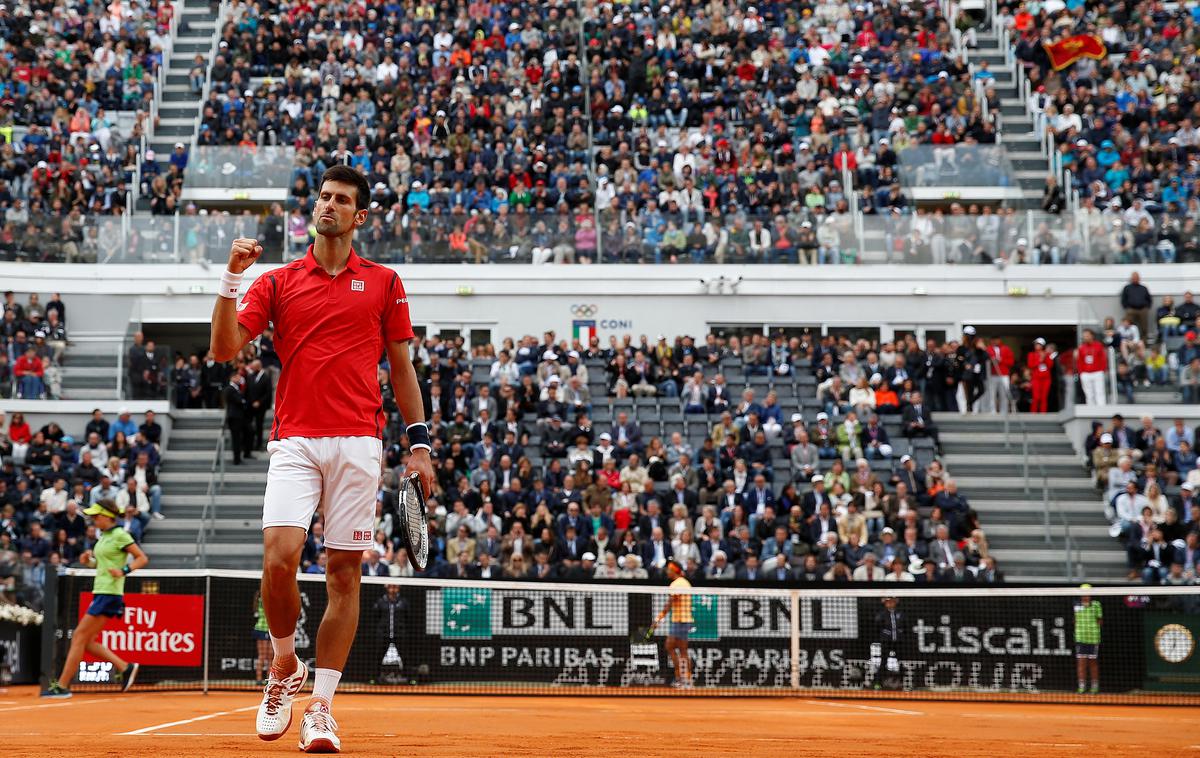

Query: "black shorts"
<box><xmin>86</xmin><ymin>594</ymin><xmax>125</xmax><ymax>618</ymax></box>
<box><xmin>1075</xmin><ymin>642</ymin><xmax>1099</xmax><ymax>659</ymax></box>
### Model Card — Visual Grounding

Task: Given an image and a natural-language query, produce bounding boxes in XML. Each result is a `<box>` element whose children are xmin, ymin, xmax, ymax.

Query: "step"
<box><xmin>154</xmin><ymin>123</ymin><xmax>196</xmax><ymax>136</ymax></box>
<box><xmin>940</xmin><ymin>431</ymin><xmax>1066</xmax><ymax>445</ymax></box>
<box><xmin>61</xmin><ymin>388</ymin><xmax>120</xmax><ymax>400</ymax></box>
<box><xmin>993</xmin><ymin>547</ymin><xmax>1122</xmax><ymax>565</ymax></box>
<box><xmin>158</xmin><ymin>105</ymin><xmax>199</xmax><ymax>119</ymax></box>
<box><xmin>172</xmin><ymin>458</ymin><xmax>270</xmax><ymax>472</ymax></box>
<box><xmin>173</xmin><ymin>41</ymin><xmax>211</xmax><ymax>53</ymax></box>
<box><xmin>942</xmin><ymin>453</ymin><xmax>1079</xmax><ymax>467</ymax></box>
<box><xmin>970</xmin><ymin>499</ymin><xmax>1104</xmax><ymax>518</ymax></box>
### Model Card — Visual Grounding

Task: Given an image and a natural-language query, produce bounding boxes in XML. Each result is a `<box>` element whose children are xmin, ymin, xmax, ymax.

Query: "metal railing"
<box><xmin>194</xmin><ymin>427</ymin><xmax>227</xmax><ymax>567</ymax></box>
<box><xmin>1003</xmin><ymin>403</ymin><xmax>1084</xmax><ymax>581</ymax></box>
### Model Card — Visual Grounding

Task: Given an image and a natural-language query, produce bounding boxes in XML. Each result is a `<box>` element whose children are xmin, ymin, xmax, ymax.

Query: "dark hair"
<box><xmin>320</xmin><ymin>165</ymin><xmax>370</xmax><ymax>211</ymax></box>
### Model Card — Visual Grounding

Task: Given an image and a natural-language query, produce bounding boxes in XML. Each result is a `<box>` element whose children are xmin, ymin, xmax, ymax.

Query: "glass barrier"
<box><xmin>185</xmin><ymin>145</ymin><xmax>295</xmax><ymax>190</ymax></box>
<box><xmin>0</xmin><ymin>209</ymin><xmax>1186</xmax><ymax>266</ymax></box>
<box><xmin>895</xmin><ymin>144</ymin><xmax>1017</xmax><ymax>189</ymax></box>
<box><xmin>855</xmin><ymin>209</ymin><xmax>1164</xmax><ymax>265</ymax></box>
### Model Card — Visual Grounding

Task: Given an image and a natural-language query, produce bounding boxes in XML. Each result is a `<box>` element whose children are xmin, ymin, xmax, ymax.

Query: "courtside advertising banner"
<box><xmin>79</xmin><ymin>592</ymin><xmax>204</xmax><ymax>666</ymax></box>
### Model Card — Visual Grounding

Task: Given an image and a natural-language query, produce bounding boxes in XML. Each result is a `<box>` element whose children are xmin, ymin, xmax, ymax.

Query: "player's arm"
<box><xmin>210</xmin><ymin>238</ymin><xmax>264</xmax><ymax>362</ymax></box>
<box><xmin>110</xmin><ymin>542</ymin><xmax>149</xmax><ymax>577</ymax></box>
<box><xmin>386</xmin><ymin>339</ymin><xmax>435</xmax><ymax>496</ymax></box>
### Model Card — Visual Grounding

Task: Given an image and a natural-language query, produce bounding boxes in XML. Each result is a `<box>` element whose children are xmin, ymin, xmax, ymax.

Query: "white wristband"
<box><xmin>219</xmin><ymin>269</ymin><xmax>244</xmax><ymax>299</ymax></box>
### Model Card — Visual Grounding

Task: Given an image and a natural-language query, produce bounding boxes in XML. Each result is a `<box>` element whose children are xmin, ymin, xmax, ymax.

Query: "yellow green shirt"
<box><xmin>92</xmin><ymin>526</ymin><xmax>134</xmax><ymax>596</ymax></box>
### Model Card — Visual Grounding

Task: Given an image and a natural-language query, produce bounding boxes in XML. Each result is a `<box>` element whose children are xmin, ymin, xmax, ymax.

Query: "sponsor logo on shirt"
<box><xmin>351</xmin><ymin>279</ymin><xmax>365</xmax><ymax>292</ymax></box>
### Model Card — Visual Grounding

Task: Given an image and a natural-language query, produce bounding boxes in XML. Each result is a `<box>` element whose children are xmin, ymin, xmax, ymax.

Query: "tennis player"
<box><xmin>651</xmin><ymin>560</ymin><xmax>694</xmax><ymax>688</ymax></box>
<box><xmin>252</xmin><ymin>590</ymin><xmax>271</xmax><ymax>684</ymax></box>
<box><xmin>1073</xmin><ymin>583</ymin><xmax>1102</xmax><ymax>694</ymax></box>
<box><xmin>42</xmin><ymin>499</ymin><xmax>148</xmax><ymax>698</ymax></box>
<box><xmin>211</xmin><ymin>165</ymin><xmax>434</xmax><ymax>753</ymax></box>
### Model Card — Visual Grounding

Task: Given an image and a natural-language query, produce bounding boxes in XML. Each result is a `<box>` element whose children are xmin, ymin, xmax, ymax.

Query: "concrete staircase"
<box><xmin>972</xmin><ymin>30</ymin><xmax>1049</xmax><ymax>209</ymax></box>
<box><xmin>142</xmin><ymin>409</ymin><xmax>267</xmax><ymax>569</ymax></box>
<box><xmin>935</xmin><ymin>415</ymin><xmax>1126</xmax><ymax>582</ymax></box>
<box><xmin>138</xmin><ymin>0</ymin><xmax>221</xmax><ymax>211</ymax></box>
<box><xmin>60</xmin><ymin>335</ymin><xmax>123</xmax><ymax>401</ymax></box>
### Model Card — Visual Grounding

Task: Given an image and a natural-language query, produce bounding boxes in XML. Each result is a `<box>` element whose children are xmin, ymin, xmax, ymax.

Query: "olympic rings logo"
<box><xmin>570</xmin><ymin>304</ymin><xmax>598</xmax><ymax>317</ymax></box>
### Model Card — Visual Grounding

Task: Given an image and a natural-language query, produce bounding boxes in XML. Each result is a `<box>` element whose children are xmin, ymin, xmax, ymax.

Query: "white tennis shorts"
<box><xmin>263</xmin><ymin>436</ymin><xmax>382</xmax><ymax>551</ymax></box>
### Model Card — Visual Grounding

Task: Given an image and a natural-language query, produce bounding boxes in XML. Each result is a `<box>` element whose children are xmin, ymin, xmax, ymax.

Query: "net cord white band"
<box><xmin>58</xmin><ymin>568</ymin><xmax>1189</xmax><ymax>600</ymax></box>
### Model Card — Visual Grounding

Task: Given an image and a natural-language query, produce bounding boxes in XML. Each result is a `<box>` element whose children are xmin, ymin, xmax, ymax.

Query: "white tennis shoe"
<box><xmin>256</xmin><ymin>659</ymin><xmax>308</xmax><ymax>741</ymax></box>
<box><xmin>298</xmin><ymin>700</ymin><xmax>341</xmax><ymax>753</ymax></box>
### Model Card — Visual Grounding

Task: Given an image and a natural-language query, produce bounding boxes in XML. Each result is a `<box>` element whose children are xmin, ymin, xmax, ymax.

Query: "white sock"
<box><xmin>311</xmin><ymin>667</ymin><xmax>342</xmax><ymax>707</ymax></box>
<box><xmin>270</xmin><ymin>632</ymin><xmax>295</xmax><ymax>662</ymax></box>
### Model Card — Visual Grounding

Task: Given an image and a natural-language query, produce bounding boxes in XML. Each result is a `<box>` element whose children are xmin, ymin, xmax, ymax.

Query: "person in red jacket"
<box><xmin>1076</xmin><ymin>329</ymin><xmax>1108</xmax><ymax>406</ymax></box>
<box><xmin>1027</xmin><ymin>338</ymin><xmax>1054</xmax><ymax>413</ymax></box>
<box><xmin>13</xmin><ymin>346</ymin><xmax>44</xmax><ymax>399</ymax></box>
<box><xmin>985</xmin><ymin>336</ymin><xmax>1015</xmax><ymax>414</ymax></box>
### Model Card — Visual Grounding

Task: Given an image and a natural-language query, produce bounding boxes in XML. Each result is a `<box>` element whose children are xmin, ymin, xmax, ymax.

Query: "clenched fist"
<box><xmin>227</xmin><ymin>237</ymin><xmax>264</xmax><ymax>274</ymax></box>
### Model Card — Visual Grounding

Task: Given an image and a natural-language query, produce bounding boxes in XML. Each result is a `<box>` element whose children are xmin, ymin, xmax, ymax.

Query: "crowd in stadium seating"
<box><xmin>1098</xmin><ymin>275</ymin><xmax>1200</xmax><ymax>406</ymax></box>
<box><xmin>184</xmin><ymin>0</ymin><xmax>997</xmax><ymax>264</ymax></box>
<box><xmin>1</xmin><ymin>290</ymin><xmax>68</xmax><ymax>399</ymax></box>
<box><xmin>1089</xmin><ymin>413</ymin><xmax>1200</xmax><ymax>584</ymax></box>
<box><xmin>0</xmin><ymin>407</ymin><xmax>165</xmax><ymax>609</ymax></box>
<box><xmin>0</xmin><ymin>0</ymin><xmax>176</xmax><ymax>257</ymax></box>
<box><xmin>217</xmin><ymin>329</ymin><xmax>1005</xmax><ymax>583</ymax></box>
<box><xmin>1005</xmin><ymin>0</ymin><xmax>1200</xmax><ymax>254</ymax></box>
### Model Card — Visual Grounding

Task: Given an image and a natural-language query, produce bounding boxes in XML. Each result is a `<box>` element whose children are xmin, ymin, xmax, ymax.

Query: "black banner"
<box><xmin>0</xmin><ymin>620</ymin><xmax>41</xmax><ymax>685</ymax></box>
<box><xmin>51</xmin><ymin>574</ymin><xmax>1185</xmax><ymax>696</ymax></box>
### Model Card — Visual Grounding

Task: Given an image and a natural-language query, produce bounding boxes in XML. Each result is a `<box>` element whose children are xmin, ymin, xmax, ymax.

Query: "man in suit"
<box><xmin>637</xmin><ymin>500</ymin><xmax>667</xmax><ymax>540</ymax></box>
<box><xmin>476</xmin><ymin>524</ymin><xmax>502</xmax><ymax>560</ymax></box>
<box><xmin>901</xmin><ymin>391</ymin><xmax>942</xmax><ymax>454</ymax></box>
<box><xmin>244</xmin><ymin>358</ymin><xmax>273</xmax><ymax>451</ymax></box>
<box><xmin>736</xmin><ymin>553</ymin><xmax>764</xmax><ymax>581</ymax></box>
<box><xmin>669</xmin><ymin>454</ymin><xmax>699</xmax><ymax>492</ymax></box>
<box><xmin>469</xmin><ymin>409</ymin><xmax>499</xmax><ymax>446</ymax></box>
<box><xmin>743</xmin><ymin>473</ymin><xmax>776</xmax><ymax>527</ymax></box>
<box><xmin>471</xmin><ymin>384</ymin><xmax>499</xmax><ymax>421</ymax></box>
<box><xmin>801</xmin><ymin>475</ymin><xmax>828</xmax><ymax>520</ymax></box>
<box><xmin>639</xmin><ymin>526</ymin><xmax>674</xmax><ymax>572</ymax></box>
<box><xmin>706</xmin><ymin>374</ymin><xmax>732</xmax><ymax>412</ymax></box>
<box><xmin>902</xmin><ymin>522</ymin><xmax>926</xmax><ymax>566</ymax></box>
<box><xmin>941</xmin><ymin>552</ymin><xmax>976</xmax><ymax>583</ymax></box>
<box><xmin>860</xmin><ymin>414</ymin><xmax>892</xmax><ymax>460</ymax></box>
<box><xmin>929</xmin><ymin>525</ymin><xmax>957</xmax><ymax>571</ymax></box>
<box><xmin>891</xmin><ymin>455</ymin><xmax>929</xmax><ymax>505</ymax></box>
<box><xmin>666</xmin><ymin>473</ymin><xmax>699</xmax><ymax>513</ymax></box>
<box><xmin>1138</xmin><ymin>528</ymin><xmax>1175</xmax><ymax>584</ymax></box>
<box><xmin>762</xmin><ymin>554</ymin><xmax>795</xmax><ymax>581</ymax></box>
<box><xmin>808</xmin><ymin>502</ymin><xmax>838</xmax><ymax>546</ymax></box>
<box><xmin>610</xmin><ymin>411</ymin><xmax>643</xmax><ymax>461</ymax></box>
<box><xmin>445</xmin><ymin>523</ymin><xmax>477</xmax><ymax>563</ymax></box>
<box><xmin>553</xmin><ymin>524</ymin><xmax>588</xmax><ymax>566</ymax></box>
<box><xmin>557</xmin><ymin>501</ymin><xmax>592</xmax><ymax>541</ymax></box>
<box><xmin>223</xmin><ymin>373</ymin><xmax>251</xmax><ymax>465</ymax></box>
<box><xmin>541</xmin><ymin>415</ymin><xmax>570</xmax><ymax>458</ymax></box>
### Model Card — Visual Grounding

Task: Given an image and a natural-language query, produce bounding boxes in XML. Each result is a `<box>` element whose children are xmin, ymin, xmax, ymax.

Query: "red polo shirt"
<box><xmin>237</xmin><ymin>246</ymin><xmax>414</xmax><ymax>441</ymax></box>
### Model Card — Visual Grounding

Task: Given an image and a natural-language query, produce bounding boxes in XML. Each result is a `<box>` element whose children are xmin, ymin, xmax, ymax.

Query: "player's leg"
<box><xmin>314</xmin><ymin>547</ymin><xmax>363</xmax><ymax>689</ymax></box>
<box><xmin>56</xmin><ymin>612</ymin><xmax>109</xmax><ymax>689</ymax></box>
<box><xmin>256</xmin><ymin>637</ymin><xmax>272</xmax><ymax>682</ymax></box>
<box><xmin>1088</xmin><ymin>653</ymin><xmax>1100</xmax><ymax>693</ymax></box>
<box><xmin>262</xmin><ymin>525</ymin><xmax>307</xmax><ymax>672</ymax></box>
<box><xmin>258</xmin><ymin>438</ymin><xmax>322</xmax><ymax>740</ymax></box>
<box><xmin>84</xmin><ymin>640</ymin><xmax>128</xmax><ymax>671</ymax></box>
<box><xmin>298</xmin><ymin>436</ymin><xmax>380</xmax><ymax>753</ymax></box>
<box><xmin>677</xmin><ymin>638</ymin><xmax>691</xmax><ymax>686</ymax></box>
<box><xmin>1075</xmin><ymin>651</ymin><xmax>1086</xmax><ymax>693</ymax></box>
<box><xmin>665</xmin><ymin>636</ymin><xmax>681</xmax><ymax>685</ymax></box>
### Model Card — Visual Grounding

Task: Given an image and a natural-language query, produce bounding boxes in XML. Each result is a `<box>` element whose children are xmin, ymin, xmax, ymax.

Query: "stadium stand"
<box><xmin>0</xmin><ymin>405</ymin><xmax>165</xmax><ymax>610</ymax></box>
<box><xmin>135</xmin><ymin>326</ymin><xmax>1149</xmax><ymax>584</ymax></box>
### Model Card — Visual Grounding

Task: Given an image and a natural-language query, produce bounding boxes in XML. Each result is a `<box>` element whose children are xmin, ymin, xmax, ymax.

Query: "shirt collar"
<box><xmin>301</xmin><ymin>244</ymin><xmax>362</xmax><ymax>275</ymax></box>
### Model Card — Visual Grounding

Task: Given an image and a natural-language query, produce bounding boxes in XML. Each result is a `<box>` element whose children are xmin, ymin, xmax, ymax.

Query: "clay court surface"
<box><xmin>2</xmin><ymin>686</ymin><xmax>1196</xmax><ymax>757</ymax></box>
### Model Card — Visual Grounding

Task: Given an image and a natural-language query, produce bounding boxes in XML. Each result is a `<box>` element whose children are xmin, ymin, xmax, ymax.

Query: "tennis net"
<box><xmin>46</xmin><ymin>569</ymin><xmax>1200</xmax><ymax>704</ymax></box>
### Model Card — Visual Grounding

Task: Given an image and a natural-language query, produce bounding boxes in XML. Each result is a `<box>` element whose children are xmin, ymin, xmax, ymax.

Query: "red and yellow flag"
<box><xmin>1043</xmin><ymin>34</ymin><xmax>1107</xmax><ymax>71</ymax></box>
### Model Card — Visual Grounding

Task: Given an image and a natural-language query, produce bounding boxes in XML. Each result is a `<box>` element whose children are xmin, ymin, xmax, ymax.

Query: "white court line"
<box><xmin>802</xmin><ymin>699</ymin><xmax>923</xmax><ymax>716</ymax></box>
<box><xmin>0</xmin><ymin>697</ymin><xmax>116</xmax><ymax>714</ymax></box>
<box><xmin>140</xmin><ymin>733</ymin><xmax>258</xmax><ymax>737</ymax></box>
<box><xmin>116</xmin><ymin>704</ymin><xmax>259</xmax><ymax>736</ymax></box>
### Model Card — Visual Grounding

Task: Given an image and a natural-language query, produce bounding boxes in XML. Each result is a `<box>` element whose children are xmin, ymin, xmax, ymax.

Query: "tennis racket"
<box><xmin>397</xmin><ymin>471</ymin><xmax>430</xmax><ymax>571</ymax></box>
